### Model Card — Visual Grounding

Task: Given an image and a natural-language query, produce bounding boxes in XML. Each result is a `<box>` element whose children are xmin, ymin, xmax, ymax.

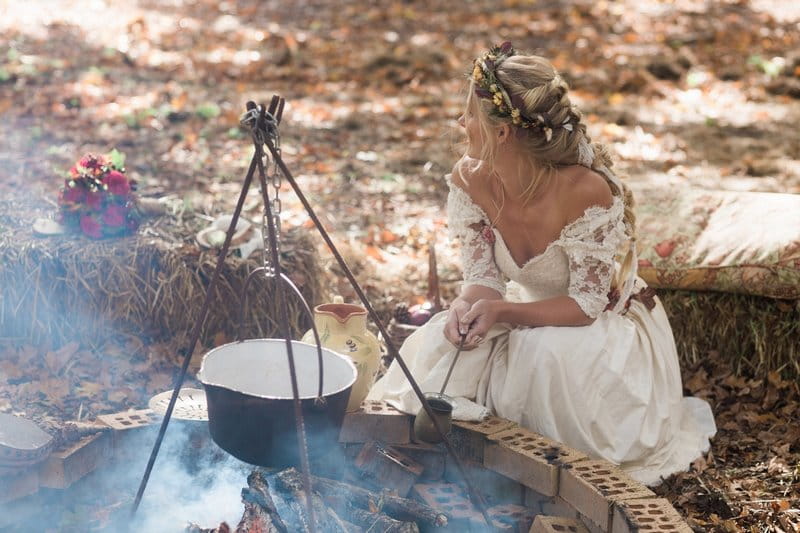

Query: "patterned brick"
<box><xmin>97</xmin><ymin>409</ymin><xmax>158</xmax><ymax>430</ymax></box>
<box><xmin>558</xmin><ymin>460</ymin><xmax>655</xmax><ymax>531</ymax></box>
<box><xmin>485</xmin><ymin>428</ymin><xmax>587</xmax><ymax>497</ymax></box>
<box><xmin>612</xmin><ymin>498</ymin><xmax>693</xmax><ymax>533</ymax></box>
<box><xmin>487</xmin><ymin>503</ymin><xmax>538</xmax><ymax>532</ymax></box>
<box><xmin>411</xmin><ymin>482</ymin><xmax>488</xmax><ymax>531</ymax></box>
<box><xmin>530</xmin><ymin>515</ymin><xmax>590</xmax><ymax>533</ymax></box>
<box><xmin>339</xmin><ymin>400</ymin><xmax>412</xmax><ymax>444</ymax></box>
<box><xmin>448</xmin><ymin>416</ymin><xmax>517</xmax><ymax>463</ymax></box>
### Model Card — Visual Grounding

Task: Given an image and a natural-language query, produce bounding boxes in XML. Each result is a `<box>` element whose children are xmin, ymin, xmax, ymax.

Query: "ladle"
<box><xmin>413</xmin><ymin>333</ymin><xmax>467</xmax><ymax>443</ymax></box>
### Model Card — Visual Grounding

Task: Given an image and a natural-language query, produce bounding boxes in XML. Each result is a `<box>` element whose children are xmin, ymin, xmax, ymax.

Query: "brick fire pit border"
<box><xmin>340</xmin><ymin>400</ymin><xmax>692</xmax><ymax>532</ymax></box>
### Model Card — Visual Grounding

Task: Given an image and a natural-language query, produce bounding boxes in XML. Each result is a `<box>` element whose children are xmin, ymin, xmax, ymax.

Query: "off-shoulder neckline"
<box><xmin>447</xmin><ymin>176</ymin><xmax>623</xmax><ymax>271</ymax></box>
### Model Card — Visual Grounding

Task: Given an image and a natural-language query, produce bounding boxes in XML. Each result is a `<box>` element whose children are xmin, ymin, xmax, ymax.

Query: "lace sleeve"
<box><xmin>560</xmin><ymin>198</ymin><xmax>626</xmax><ymax>318</ymax></box>
<box><xmin>446</xmin><ymin>176</ymin><xmax>507</xmax><ymax>295</ymax></box>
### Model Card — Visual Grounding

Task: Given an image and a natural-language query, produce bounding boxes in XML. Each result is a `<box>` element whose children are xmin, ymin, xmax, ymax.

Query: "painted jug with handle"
<box><xmin>302</xmin><ymin>296</ymin><xmax>381</xmax><ymax>412</ymax></box>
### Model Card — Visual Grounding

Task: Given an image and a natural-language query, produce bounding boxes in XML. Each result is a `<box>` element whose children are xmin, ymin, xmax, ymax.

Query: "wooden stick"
<box><xmin>278</xmin><ymin>468</ymin><xmax>447</xmax><ymax>528</ymax></box>
<box><xmin>319</xmin><ymin>489</ymin><xmax>419</xmax><ymax>533</ymax></box>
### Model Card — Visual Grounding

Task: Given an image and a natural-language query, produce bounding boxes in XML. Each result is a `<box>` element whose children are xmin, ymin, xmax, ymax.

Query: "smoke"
<box><xmin>130</xmin><ymin>422</ymin><xmax>251</xmax><ymax>532</ymax></box>
<box><xmin>14</xmin><ymin>420</ymin><xmax>253</xmax><ymax>532</ymax></box>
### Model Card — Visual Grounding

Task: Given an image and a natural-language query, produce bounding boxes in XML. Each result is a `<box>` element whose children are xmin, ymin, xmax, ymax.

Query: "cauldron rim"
<box><xmin>197</xmin><ymin>338</ymin><xmax>357</xmax><ymax>401</ymax></box>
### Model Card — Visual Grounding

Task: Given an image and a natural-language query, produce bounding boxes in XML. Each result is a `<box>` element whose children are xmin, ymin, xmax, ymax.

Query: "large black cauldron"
<box><xmin>197</xmin><ymin>339</ymin><xmax>356</xmax><ymax>467</ymax></box>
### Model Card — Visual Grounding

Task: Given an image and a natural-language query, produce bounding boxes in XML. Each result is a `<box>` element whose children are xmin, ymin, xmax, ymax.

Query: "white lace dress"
<box><xmin>367</xmin><ymin>161</ymin><xmax>717</xmax><ymax>486</ymax></box>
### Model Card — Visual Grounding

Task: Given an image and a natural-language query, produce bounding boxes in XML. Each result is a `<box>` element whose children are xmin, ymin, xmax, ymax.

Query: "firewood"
<box><xmin>266</xmin><ymin>468</ymin><xmax>349</xmax><ymax>533</ymax></box>
<box><xmin>320</xmin><ymin>489</ymin><xmax>419</xmax><ymax>533</ymax></box>
<box><xmin>245</xmin><ymin>471</ymin><xmax>289</xmax><ymax>533</ymax></box>
<box><xmin>278</xmin><ymin>468</ymin><xmax>447</xmax><ymax>529</ymax></box>
<box><xmin>235</xmin><ymin>499</ymin><xmax>281</xmax><ymax>533</ymax></box>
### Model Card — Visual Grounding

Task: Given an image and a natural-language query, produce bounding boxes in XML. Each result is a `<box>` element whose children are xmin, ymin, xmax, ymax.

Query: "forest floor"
<box><xmin>0</xmin><ymin>0</ymin><xmax>799</xmax><ymax>530</ymax></box>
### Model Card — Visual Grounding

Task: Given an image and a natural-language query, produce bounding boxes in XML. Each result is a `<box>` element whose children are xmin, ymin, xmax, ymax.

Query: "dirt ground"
<box><xmin>0</xmin><ymin>0</ymin><xmax>798</xmax><ymax>530</ymax></box>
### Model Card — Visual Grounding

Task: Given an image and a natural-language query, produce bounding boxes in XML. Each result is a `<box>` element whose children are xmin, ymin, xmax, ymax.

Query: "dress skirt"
<box><xmin>367</xmin><ymin>293</ymin><xmax>716</xmax><ymax>486</ymax></box>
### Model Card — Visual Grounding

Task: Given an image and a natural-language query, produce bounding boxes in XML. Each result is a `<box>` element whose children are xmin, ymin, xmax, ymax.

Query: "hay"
<box><xmin>657</xmin><ymin>289</ymin><xmax>800</xmax><ymax>380</ymax></box>
<box><xmin>0</xmin><ymin>195</ymin><xmax>322</xmax><ymax>349</ymax></box>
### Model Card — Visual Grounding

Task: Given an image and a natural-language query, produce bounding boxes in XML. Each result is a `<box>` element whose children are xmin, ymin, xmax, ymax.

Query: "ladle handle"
<box><xmin>439</xmin><ymin>334</ymin><xmax>466</xmax><ymax>395</ymax></box>
<box><xmin>238</xmin><ymin>268</ymin><xmax>325</xmax><ymax>400</ymax></box>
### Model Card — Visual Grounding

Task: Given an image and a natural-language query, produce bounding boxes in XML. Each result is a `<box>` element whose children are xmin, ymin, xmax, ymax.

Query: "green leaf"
<box><xmin>107</xmin><ymin>148</ymin><xmax>126</xmax><ymax>169</ymax></box>
<box><xmin>196</xmin><ymin>103</ymin><xmax>220</xmax><ymax>119</ymax></box>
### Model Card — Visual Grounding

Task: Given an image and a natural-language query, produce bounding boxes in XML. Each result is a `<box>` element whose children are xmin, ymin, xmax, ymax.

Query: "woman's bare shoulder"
<box><xmin>561</xmin><ymin>166</ymin><xmax>614</xmax><ymax>222</ymax></box>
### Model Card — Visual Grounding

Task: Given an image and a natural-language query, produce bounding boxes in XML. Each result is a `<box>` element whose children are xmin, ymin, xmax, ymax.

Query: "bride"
<box><xmin>367</xmin><ymin>42</ymin><xmax>716</xmax><ymax>486</ymax></box>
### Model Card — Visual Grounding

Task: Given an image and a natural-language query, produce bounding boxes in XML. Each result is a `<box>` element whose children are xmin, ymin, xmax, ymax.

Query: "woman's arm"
<box><xmin>458</xmin><ymin>295</ymin><xmax>594</xmax><ymax>346</ymax></box>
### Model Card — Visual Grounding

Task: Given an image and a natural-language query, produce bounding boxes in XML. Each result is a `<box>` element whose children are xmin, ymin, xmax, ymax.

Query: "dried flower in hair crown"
<box><xmin>472</xmin><ymin>42</ymin><xmax>573</xmax><ymax>142</ymax></box>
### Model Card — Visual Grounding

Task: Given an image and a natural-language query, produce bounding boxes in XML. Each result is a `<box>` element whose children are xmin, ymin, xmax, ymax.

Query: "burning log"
<box><xmin>277</xmin><ymin>468</ymin><xmax>447</xmax><ymax>529</ymax></box>
<box><xmin>318</xmin><ymin>490</ymin><xmax>420</xmax><ymax>533</ymax></box>
<box><xmin>244</xmin><ymin>471</ymin><xmax>289</xmax><ymax>532</ymax></box>
<box><xmin>262</xmin><ymin>468</ymin><xmax>350</xmax><ymax>533</ymax></box>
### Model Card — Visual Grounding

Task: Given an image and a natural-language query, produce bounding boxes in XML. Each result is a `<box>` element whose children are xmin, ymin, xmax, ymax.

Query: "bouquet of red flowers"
<box><xmin>57</xmin><ymin>150</ymin><xmax>141</xmax><ymax>239</ymax></box>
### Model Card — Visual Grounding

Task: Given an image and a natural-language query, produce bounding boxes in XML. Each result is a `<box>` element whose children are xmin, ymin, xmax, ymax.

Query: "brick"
<box><xmin>444</xmin><ymin>458</ymin><xmax>524</xmax><ymax>506</ymax></box>
<box><xmin>525</xmin><ymin>489</ymin><xmax>579</xmax><ymax>519</ymax></box>
<box><xmin>411</xmin><ymin>482</ymin><xmax>488</xmax><ymax>532</ymax></box>
<box><xmin>447</xmin><ymin>416</ymin><xmax>517</xmax><ymax>463</ymax></box>
<box><xmin>530</xmin><ymin>515</ymin><xmax>590</xmax><ymax>533</ymax></box>
<box><xmin>393</xmin><ymin>442</ymin><xmax>446</xmax><ymax>480</ymax></box>
<box><xmin>39</xmin><ymin>432</ymin><xmax>111</xmax><ymax>489</ymax></box>
<box><xmin>0</xmin><ymin>469</ymin><xmax>39</xmax><ymax>504</ymax></box>
<box><xmin>339</xmin><ymin>400</ymin><xmax>411</xmax><ymax>444</ymax></box>
<box><xmin>578</xmin><ymin>513</ymin><xmax>605</xmax><ymax>533</ymax></box>
<box><xmin>558</xmin><ymin>459</ymin><xmax>655</xmax><ymax>531</ymax></box>
<box><xmin>487</xmin><ymin>503</ymin><xmax>538</xmax><ymax>532</ymax></box>
<box><xmin>353</xmin><ymin>441</ymin><xmax>423</xmax><ymax>497</ymax></box>
<box><xmin>612</xmin><ymin>498</ymin><xmax>692</xmax><ymax>533</ymax></box>
<box><xmin>485</xmin><ymin>428</ymin><xmax>587</xmax><ymax>497</ymax></box>
<box><xmin>97</xmin><ymin>408</ymin><xmax>159</xmax><ymax>430</ymax></box>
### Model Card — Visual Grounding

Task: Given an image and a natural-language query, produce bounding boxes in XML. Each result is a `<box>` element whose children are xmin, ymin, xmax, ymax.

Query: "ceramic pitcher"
<box><xmin>302</xmin><ymin>296</ymin><xmax>381</xmax><ymax>412</ymax></box>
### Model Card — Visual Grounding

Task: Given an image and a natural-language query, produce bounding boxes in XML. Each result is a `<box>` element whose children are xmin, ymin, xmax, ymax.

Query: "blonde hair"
<box><xmin>460</xmin><ymin>52</ymin><xmax>637</xmax><ymax>291</ymax></box>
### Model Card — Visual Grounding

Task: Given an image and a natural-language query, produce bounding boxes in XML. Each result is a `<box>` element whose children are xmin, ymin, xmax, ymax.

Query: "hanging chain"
<box><xmin>241</xmin><ymin>104</ymin><xmax>283</xmax><ymax>278</ymax></box>
<box><xmin>260</xmin><ymin>142</ymin><xmax>283</xmax><ymax>278</ymax></box>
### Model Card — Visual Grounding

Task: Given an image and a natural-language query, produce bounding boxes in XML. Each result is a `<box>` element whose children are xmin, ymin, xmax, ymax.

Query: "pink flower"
<box><xmin>79</xmin><ymin>154</ymin><xmax>107</xmax><ymax>170</ymax></box>
<box><xmin>480</xmin><ymin>225</ymin><xmax>496</xmax><ymax>244</ymax></box>
<box><xmin>69</xmin><ymin>166</ymin><xmax>79</xmax><ymax>177</ymax></box>
<box><xmin>103</xmin><ymin>171</ymin><xmax>130</xmax><ymax>195</ymax></box>
<box><xmin>102</xmin><ymin>204</ymin><xmax>127</xmax><ymax>227</ymax></box>
<box><xmin>80</xmin><ymin>214</ymin><xmax>103</xmax><ymax>239</ymax></box>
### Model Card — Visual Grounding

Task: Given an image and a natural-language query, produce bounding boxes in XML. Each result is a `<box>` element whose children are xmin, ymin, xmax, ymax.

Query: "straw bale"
<box><xmin>658</xmin><ymin>289</ymin><xmax>799</xmax><ymax>380</ymax></box>
<box><xmin>0</xmin><ymin>196</ymin><xmax>321</xmax><ymax>349</ymax></box>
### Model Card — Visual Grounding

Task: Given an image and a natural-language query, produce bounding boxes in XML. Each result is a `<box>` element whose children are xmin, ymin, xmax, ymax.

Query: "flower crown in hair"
<box><xmin>471</xmin><ymin>42</ymin><xmax>573</xmax><ymax>142</ymax></box>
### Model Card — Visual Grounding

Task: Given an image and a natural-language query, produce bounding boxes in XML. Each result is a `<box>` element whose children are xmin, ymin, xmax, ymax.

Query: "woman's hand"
<box><xmin>444</xmin><ymin>298</ymin><xmax>472</xmax><ymax>347</ymax></box>
<box><xmin>459</xmin><ymin>299</ymin><xmax>500</xmax><ymax>348</ymax></box>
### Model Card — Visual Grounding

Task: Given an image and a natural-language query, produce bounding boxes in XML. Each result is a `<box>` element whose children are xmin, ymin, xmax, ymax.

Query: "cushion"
<box><xmin>631</xmin><ymin>184</ymin><xmax>800</xmax><ymax>299</ymax></box>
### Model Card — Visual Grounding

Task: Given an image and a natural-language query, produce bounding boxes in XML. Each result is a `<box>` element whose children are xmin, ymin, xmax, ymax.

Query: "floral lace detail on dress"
<box><xmin>560</xmin><ymin>197</ymin><xmax>626</xmax><ymax>318</ymax></box>
<box><xmin>446</xmin><ymin>175</ymin><xmax>507</xmax><ymax>295</ymax></box>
